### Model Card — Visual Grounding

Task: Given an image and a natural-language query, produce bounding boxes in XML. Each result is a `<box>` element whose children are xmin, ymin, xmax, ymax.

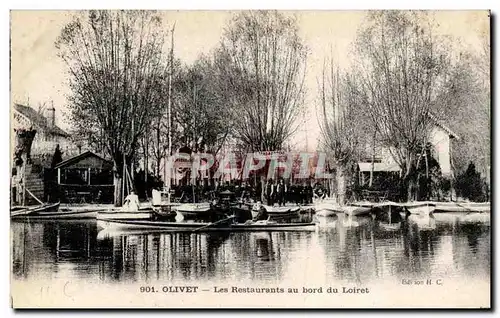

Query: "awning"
<box><xmin>358</xmin><ymin>162</ymin><xmax>401</xmax><ymax>172</ymax></box>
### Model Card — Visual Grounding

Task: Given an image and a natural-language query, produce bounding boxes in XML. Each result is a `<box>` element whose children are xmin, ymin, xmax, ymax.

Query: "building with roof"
<box><xmin>358</xmin><ymin>114</ymin><xmax>460</xmax><ymax>186</ymax></box>
<box><xmin>12</xmin><ymin>103</ymin><xmax>73</xmax><ymax>164</ymax></box>
<box><xmin>53</xmin><ymin>151</ymin><xmax>114</xmax><ymax>203</ymax></box>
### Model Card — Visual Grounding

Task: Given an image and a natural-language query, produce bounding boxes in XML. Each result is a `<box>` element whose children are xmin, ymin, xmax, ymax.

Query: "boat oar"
<box><xmin>191</xmin><ymin>215</ymin><xmax>235</xmax><ymax>232</ymax></box>
<box><xmin>26</xmin><ymin>189</ymin><xmax>44</xmax><ymax>205</ymax></box>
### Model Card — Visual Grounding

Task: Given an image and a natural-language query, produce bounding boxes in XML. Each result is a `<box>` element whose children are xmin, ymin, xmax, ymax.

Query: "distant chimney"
<box><xmin>47</xmin><ymin>106</ymin><xmax>55</xmax><ymax>128</ymax></box>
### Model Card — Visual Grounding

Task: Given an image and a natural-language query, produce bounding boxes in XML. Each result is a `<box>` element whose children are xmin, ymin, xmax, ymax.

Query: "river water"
<box><xmin>10</xmin><ymin>212</ymin><xmax>490</xmax><ymax>308</ymax></box>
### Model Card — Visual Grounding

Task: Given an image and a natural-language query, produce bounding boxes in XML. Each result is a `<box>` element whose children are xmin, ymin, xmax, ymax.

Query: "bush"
<box><xmin>455</xmin><ymin>162</ymin><xmax>488</xmax><ymax>202</ymax></box>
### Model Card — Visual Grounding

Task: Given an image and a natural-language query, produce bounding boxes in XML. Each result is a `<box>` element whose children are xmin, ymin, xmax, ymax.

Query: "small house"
<box><xmin>53</xmin><ymin>151</ymin><xmax>114</xmax><ymax>204</ymax></box>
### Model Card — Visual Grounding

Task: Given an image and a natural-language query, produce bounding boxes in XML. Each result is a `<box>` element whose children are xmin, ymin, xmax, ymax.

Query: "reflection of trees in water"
<box><xmin>101</xmin><ymin>231</ymin><xmax>231</xmax><ymax>282</ymax></box>
<box><xmin>11</xmin><ymin>215</ymin><xmax>491</xmax><ymax>285</ymax></box>
<box><xmin>317</xmin><ymin>214</ymin><xmax>379</xmax><ymax>283</ymax></box>
<box><xmin>11</xmin><ymin>221</ymin><xmax>98</xmax><ymax>279</ymax></box>
<box><xmin>226</xmin><ymin>232</ymin><xmax>287</xmax><ymax>282</ymax></box>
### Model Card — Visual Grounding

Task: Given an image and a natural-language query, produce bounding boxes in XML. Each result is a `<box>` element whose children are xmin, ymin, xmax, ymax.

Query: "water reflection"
<box><xmin>11</xmin><ymin>212</ymin><xmax>490</xmax><ymax>286</ymax></box>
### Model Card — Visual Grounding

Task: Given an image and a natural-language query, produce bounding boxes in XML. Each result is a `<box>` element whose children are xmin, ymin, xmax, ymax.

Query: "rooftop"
<box><xmin>13</xmin><ymin>103</ymin><xmax>69</xmax><ymax>137</ymax></box>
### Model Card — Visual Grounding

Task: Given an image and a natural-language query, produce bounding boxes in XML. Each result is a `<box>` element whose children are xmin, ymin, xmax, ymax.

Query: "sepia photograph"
<box><xmin>9</xmin><ymin>9</ymin><xmax>491</xmax><ymax>308</ymax></box>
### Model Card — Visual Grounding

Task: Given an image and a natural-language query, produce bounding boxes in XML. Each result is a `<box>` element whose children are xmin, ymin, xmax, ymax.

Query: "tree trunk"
<box><xmin>407</xmin><ymin>177</ymin><xmax>417</xmax><ymax>202</ymax></box>
<box><xmin>337</xmin><ymin>165</ymin><xmax>347</xmax><ymax>205</ymax></box>
<box><xmin>369</xmin><ymin>131</ymin><xmax>376</xmax><ymax>188</ymax></box>
<box><xmin>114</xmin><ymin>174</ymin><xmax>123</xmax><ymax>207</ymax></box>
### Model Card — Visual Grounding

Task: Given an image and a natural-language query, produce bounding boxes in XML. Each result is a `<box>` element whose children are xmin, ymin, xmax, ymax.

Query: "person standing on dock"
<box><xmin>276</xmin><ymin>179</ymin><xmax>287</xmax><ymax>207</ymax></box>
<box><xmin>265</xmin><ymin>179</ymin><xmax>275</xmax><ymax>206</ymax></box>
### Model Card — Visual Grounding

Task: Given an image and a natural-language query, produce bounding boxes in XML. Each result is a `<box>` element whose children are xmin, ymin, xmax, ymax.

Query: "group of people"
<box><xmin>264</xmin><ymin>178</ymin><xmax>315</xmax><ymax>207</ymax></box>
<box><xmin>143</xmin><ymin>178</ymin><xmax>328</xmax><ymax>207</ymax></box>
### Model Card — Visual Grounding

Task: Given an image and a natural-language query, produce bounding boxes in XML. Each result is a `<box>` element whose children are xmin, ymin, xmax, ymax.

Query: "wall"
<box><xmin>365</xmin><ymin>124</ymin><xmax>453</xmax><ymax>177</ymax></box>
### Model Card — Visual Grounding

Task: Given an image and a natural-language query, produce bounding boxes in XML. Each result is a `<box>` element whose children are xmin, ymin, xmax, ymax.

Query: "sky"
<box><xmin>10</xmin><ymin>10</ymin><xmax>489</xmax><ymax>152</ymax></box>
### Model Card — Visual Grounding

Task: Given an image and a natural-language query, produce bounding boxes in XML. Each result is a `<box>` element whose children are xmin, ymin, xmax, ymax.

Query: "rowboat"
<box><xmin>96</xmin><ymin>218</ymin><xmax>317</xmax><ymax>233</ymax></box>
<box><xmin>11</xmin><ymin>202</ymin><xmax>99</xmax><ymax>219</ymax></box>
<box><xmin>251</xmin><ymin>203</ymin><xmax>301</xmax><ymax>220</ymax></box>
<box><xmin>175</xmin><ymin>202</ymin><xmax>213</xmax><ymax>220</ymax></box>
<box><xmin>434</xmin><ymin>201</ymin><xmax>490</xmax><ymax>213</ymax></box>
<box><xmin>96</xmin><ymin>208</ymin><xmax>155</xmax><ymax>221</ymax></box>
<box><xmin>342</xmin><ymin>205</ymin><xmax>372</xmax><ymax>216</ymax></box>
<box><xmin>314</xmin><ymin>198</ymin><xmax>343</xmax><ymax>217</ymax></box>
<box><xmin>404</xmin><ymin>201</ymin><xmax>436</xmax><ymax>216</ymax></box>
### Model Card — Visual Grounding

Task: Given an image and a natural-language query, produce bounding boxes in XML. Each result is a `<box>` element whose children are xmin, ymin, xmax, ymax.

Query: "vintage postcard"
<box><xmin>10</xmin><ymin>10</ymin><xmax>491</xmax><ymax>308</ymax></box>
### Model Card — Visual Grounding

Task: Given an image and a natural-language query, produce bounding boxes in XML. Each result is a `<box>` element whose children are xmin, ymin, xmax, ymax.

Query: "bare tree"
<box><xmin>173</xmin><ymin>56</ymin><xmax>231</xmax><ymax>155</ymax></box>
<box><xmin>56</xmin><ymin>10</ymin><xmax>168</xmax><ymax>206</ymax></box>
<box><xmin>318</xmin><ymin>58</ymin><xmax>365</xmax><ymax>204</ymax></box>
<box><xmin>217</xmin><ymin>11</ymin><xmax>308</xmax><ymax>152</ymax></box>
<box><xmin>352</xmin><ymin>11</ymin><xmax>451</xmax><ymax>200</ymax></box>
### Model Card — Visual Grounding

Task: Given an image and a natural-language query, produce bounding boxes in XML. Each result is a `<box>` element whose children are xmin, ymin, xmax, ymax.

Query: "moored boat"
<box><xmin>404</xmin><ymin>201</ymin><xmax>436</xmax><ymax>216</ymax></box>
<box><xmin>435</xmin><ymin>201</ymin><xmax>490</xmax><ymax>213</ymax></box>
<box><xmin>342</xmin><ymin>205</ymin><xmax>372</xmax><ymax>216</ymax></box>
<box><xmin>11</xmin><ymin>201</ymin><xmax>60</xmax><ymax>217</ymax></box>
<box><xmin>251</xmin><ymin>203</ymin><xmax>301</xmax><ymax>220</ymax></box>
<box><xmin>175</xmin><ymin>202</ymin><xmax>213</xmax><ymax>220</ymax></box>
<box><xmin>11</xmin><ymin>202</ymin><xmax>99</xmax><ymax>219</ymax></box>
<box><xmin>96</xmin><ymin>208</ymin><xmax>155</xmax><ymax>221</ymax></box>
<box><xmin>314</xmin><ymin>198</ymin><xmax>343</xmax><ymax>217</ymax></box>
<box><xmin>96</xmin><ymin>218</ymin><xmax>317</xmax><ymax>233</ymax></box>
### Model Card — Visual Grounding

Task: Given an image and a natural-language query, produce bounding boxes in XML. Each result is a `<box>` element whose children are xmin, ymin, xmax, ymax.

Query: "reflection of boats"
<box><xmin>11</xmin><ymin>202</ymin><xmax>99</xmax><ymax>219</ymax></box>
<box><xmin>97</xmin><ymin>218</ymin><xmax>317</xmax><ymax>232</ymax></box>
<box><xmin>407</xmin><ymin>214</ymin><xmax>436</xmax><ymax>230</ymax></box>
<box><xmin>341</xmin><ymin>214</ymin><xmax>371</xmax><ymax>228</ymax></box>
<box><xmin>378</xmin><ymin>221</ymin><xmax>402</xmax><ymax>231</ymax></box>
<box><xmin>342</xmin><ymin>205</ymin><xmax>372</xmax><ymax>216</ymax></box>
<box><xmin>404</xmin><ymin>202</ymin><xmax>436</xmax><ymax>216</ymax></box>
<box><xmin>315</xmin><ymin>215</ymin><xmax>337</xmax><ymax>229</ymax></box>
<box><xmin>458</xmin><ymin>212</ymin><xmax>490</xmax><ymax>224</ymax></box>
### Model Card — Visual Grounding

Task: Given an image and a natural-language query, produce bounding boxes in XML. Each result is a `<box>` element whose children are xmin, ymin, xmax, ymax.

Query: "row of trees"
<box><xmin>318</xmin><ymin>11</ymin><xmax>490</xmax><ymax>203</ymax></box>
<box><xmin>56</xmin><ymin>11</ymin><xmax>308</xmax><ymax>206</ymax></box>
<box><xmin>56</xmin><ymin>10</ymin><xmax>489</xmax><ymax>205</ymax></box>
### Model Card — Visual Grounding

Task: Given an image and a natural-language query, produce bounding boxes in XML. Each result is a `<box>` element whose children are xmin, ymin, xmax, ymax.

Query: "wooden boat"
<box><xmin>435</xmin><ymin>201</ymin><xmax>490</xmax><ymax>213</ymax></box>
<box><xmin>342</xmin><ymin>205</ymin><xmax>372</xmax><ymax>216</ymax></box>
<box><xmin>404</xmin><ymin>201</ymin><xmax>436</xmax><ymax>216</ymax></box>
<box><xmin>251</xmin><ymin>203</ymin><xmax>301</xmax><ymax>219</ymax></box>
<box><xmin>11</xmin><ymin>202</ymin><xmax>99</xmax><ymax>219</ymax></box>
<box><xmin>314</xmin><ymin>198</ymin><xmax>343</xmax><ymax>216</ymax></box>
<box><xmin>96</xmin><ymin>218</ymin><xmax>317</xmax><ymax>233</ymax></box>
<box><xmin>175</xmin><ymin>202</ymin><xmax>213</xmax><ymax>220</ymax></box>
<box><xmin>97</xmin><ymin>208</ymin><xmax>155</xmax><ymax>221</ymax></box>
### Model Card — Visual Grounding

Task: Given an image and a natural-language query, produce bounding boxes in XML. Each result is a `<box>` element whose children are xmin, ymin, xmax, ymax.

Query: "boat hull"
<box><xmin>405</xmin><ymin>203</ymin><xmax>436</xmax><ymax>216</ymax></box>
<box><xmin>343</xmin><ymin>206</ymin><xmax>372</xmax><ymax>216</ymax></box>
<box><xmin>315</xmin><ymin>209</ymin><xmax>338</xmax><ymax>217</ymax></box>
<box><xmin>97</xmin><ymin>210</ymin><xmax>155</xmax><ymax>221</ymax></box>
<box><xmin>251</xmin><ymin>205</ymin><xmax>301</xmax><ymax>220</ymax></box>
<box><xmin>11</xmin><ymin>209</ymin><xmax>98</xmax><ymax>220</ymax></box>
<box><xmin>97</xmin><ymin>219</ymin><xmax>317</xmax><ymax>232</ymax></box>
<box><xmin>435</xmin><ymin>202</ymin><xmax>490</xmax><ymax>213</ymax></box>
